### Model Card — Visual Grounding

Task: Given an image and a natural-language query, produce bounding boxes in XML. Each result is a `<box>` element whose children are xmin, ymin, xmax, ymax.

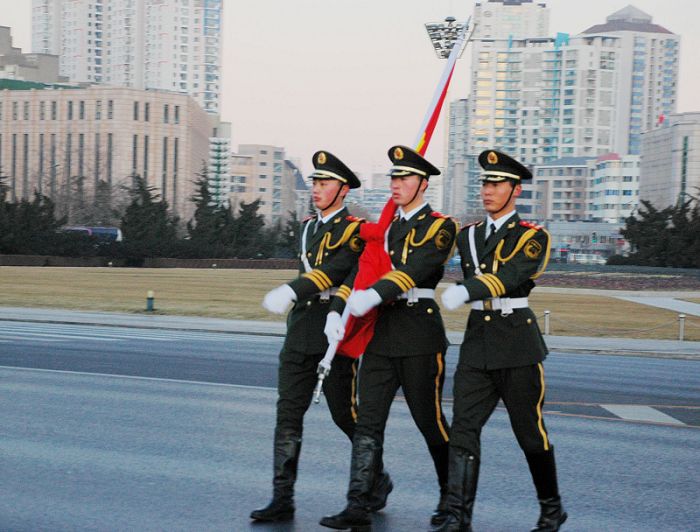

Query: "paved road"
<box><xmin>1</xmin><ymin>319</ymin><xmax>699</xmax><ymax>530</ymax></box>
<box><xmin>2</xmin><ymin>367</ymin><xmax>699</xmax><ymax>531</ymax></box>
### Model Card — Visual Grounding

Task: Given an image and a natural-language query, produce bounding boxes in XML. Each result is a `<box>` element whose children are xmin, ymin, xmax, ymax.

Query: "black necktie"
<box><xmin>485</xmin><ymin>223</ymin><xmax>497</xmax><ymax>247</ymax></box>
<box><xmin>313</xmin><ymin>219</ymin><xmax>322</xmax><ymax>234</ymax></box>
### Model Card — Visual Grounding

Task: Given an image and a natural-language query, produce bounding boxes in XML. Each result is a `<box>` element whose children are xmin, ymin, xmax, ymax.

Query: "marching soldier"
<box><xmin>320</xmin><ymin>146</ymin><xmax>457</xmax><ymax>530</ymax></box>
<box><xmin>437</xmin><ymin>150</ymin><xmax>566</xmax><ymax>531</ymax></box>
<box><xmin>251</xmin><ymin>150</ymin><xmax>391</xmax><ymax>522</ymax></box>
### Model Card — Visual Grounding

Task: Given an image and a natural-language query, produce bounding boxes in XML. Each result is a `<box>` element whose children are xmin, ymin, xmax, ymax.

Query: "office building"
<box><xmin>0</xmin><ymin>81</ymin><xmax>211</xmax><ymax>221</ymax></box>
<box><xmin>228</xmin><ymin>145</ymin><xmax>298</xmax><ymax>225</ymax></box>
<box><xmin>640</xmin><ymin>112</ymin><xmax>700</xmax><ymax>209</ymax></box>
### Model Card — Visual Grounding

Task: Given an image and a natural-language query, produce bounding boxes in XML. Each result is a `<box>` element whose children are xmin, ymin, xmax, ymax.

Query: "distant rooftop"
<box><xmin>0</xmin><ymin>78</ymin><xmax>80</xmax><ymax>90</ymax></box>
<box><xmin>582</xmin><ymin>4</ymin><xmax>673</xmax><ymax>35</ymax></box>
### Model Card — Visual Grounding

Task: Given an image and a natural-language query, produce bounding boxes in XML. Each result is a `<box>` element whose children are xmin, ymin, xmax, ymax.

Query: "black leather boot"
<box><xmin>429</xmin><ymin>442</ymin><xmax>450</xmax><ymax>526</ymax></box>
<box><xmin>250</xmin><ymin>429</ymin><xmax>302</xmax><ymax>522</ymax></box>
<box><xmin>431</xmin><ymin>449</ymin><xmax>479</xmax><ymax>532</ymax></box>
<box><xmin>531</xmin><ymin>496</ymin><xmax>567</xmax><ymax>531</ymax></box>
<box><xmin>319</xmin><ymin>434</ymin><xmax>379</xmax><ymax>530</ymax></box>
<box><xmin>526</xmin><ymin>448</ymin><xmax>567</xmax><ymax>531</ymax></box>
<box><xmin>367</xmin><ymin>467</ymin><xmax>393</xmax><ymax>512</ymax></box>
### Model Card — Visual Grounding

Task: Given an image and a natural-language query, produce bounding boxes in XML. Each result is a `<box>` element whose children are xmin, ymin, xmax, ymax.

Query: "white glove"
<box><xmin>262</xmin><ymin>284</ymin><xmax>296</xmax><ymax>314</ymax></box>
<box><xmin>324</xmin><ymin>311</ymin><xmax>345</xmax><ymax>343</ymax></box>
<box><xmin>441</xmin><ymin>284</ymin><xmax>469</xmax><ymax>311</ymax></box>
<box><xmin>347</xmin><ymin>289</ymin><xmax>382</xmax><ymax>317</ymax></box>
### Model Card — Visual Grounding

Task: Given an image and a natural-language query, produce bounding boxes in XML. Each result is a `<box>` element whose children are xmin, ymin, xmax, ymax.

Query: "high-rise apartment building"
<box><xmin>445</xmin><ymin>3</ymin><xmax>678</xmax><ymax>220</ymax></box>
<box><xmin>31</xmin><ymin>0</ymin><xmax>222</xmax><ymax>114</ymax></box>
<box><xmin>472</xmin><ymin>0</ymin><xmax>549</xmax><ymax>40</ymax></box>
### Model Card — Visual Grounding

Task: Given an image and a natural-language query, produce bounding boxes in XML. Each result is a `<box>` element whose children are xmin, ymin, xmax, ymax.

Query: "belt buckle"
<box><xmin>483</xmin><ymin>300</ymin><xmax>493</xmax><ymax>311</ymax></box>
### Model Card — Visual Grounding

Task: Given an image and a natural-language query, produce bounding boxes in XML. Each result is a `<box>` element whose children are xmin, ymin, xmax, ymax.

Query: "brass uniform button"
<box><xmin>306</xmin><ymin>300</ymin><xmax>312</xmax><ymax>306</ymax></box>
<box><xmin>389</xmin><ymin>250</ymin><xmax>395</xmax><ymax>256</ymax></box>
<box><xmin>527</xmin><ymin>318</ymin><xmax>532</xmax><ymax>324</ymax></box>
<box><xmin>480</xmin><ymin>263</ymin><xmax>487</xmax><ymax>270</ymax></box>
<box><xmin>484</xmin><ymin>315</ymin><xmax>491</xmax><ymax>322</ymax></box>
<box><xmin>307</xmin><ymin>252</ymin><xmax>312</xmax><ymax>257</ymax></box>
<box><xmin>427</xmin><ymin>308</ymin><xmax>434</xmax><ymax>314</ymax></box>
<box><xmin>324</xmin><ymin>252</ymin><xmax>328</xmax><ymax>256</ymax></box>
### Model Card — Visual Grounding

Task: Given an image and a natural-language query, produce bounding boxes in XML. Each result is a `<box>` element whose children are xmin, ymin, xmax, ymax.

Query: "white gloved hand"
<box><xmin>347</xmin><ymin>289</ymin><xmax>382</xmax><ymax>317</ymax></box>
<box><xmin>262</xmin><ymin>284</ymin><xmax>296</xmax><ymax>314</ymax></box>
<box><xmin>441</xmin><ymin>284</ymin><xmax>469</xmax><ymax>311</ymax></box>
<box><xmin>324</xmin><ymin>311</ymin><xmax>345</xmax><ymax>343</ymax></box>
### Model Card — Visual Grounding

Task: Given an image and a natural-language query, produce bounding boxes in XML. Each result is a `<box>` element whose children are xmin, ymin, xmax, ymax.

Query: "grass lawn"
<box><xmin>1</xmin><ymin>266</ymin><xmax>698</xmax><ymax>341</ymax></box>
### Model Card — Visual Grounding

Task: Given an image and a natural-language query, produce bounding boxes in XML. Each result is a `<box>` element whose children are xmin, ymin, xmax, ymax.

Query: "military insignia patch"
<box><xmin>524</xmin><ymin>239</ymin><xmax>543</xmax><ymax>259</ymax></box>
<box><xmin>435</xmin><ymin>228</ymin><xmax>453</xmax><ymax>250</ymax></box>
<box><xmin>349</xmin><ymin>235</ymin><xmax>362</xmax><ymax>252</ymax></box>
<box><xmin>487</xmin><ymin>151</ymin><xmax>499</xmax><ymax>164</ymax></box>
<box><xmin>317</xmin><ymin>151</ymin><xmax>327</xmax><ymax>165</ymax></box>
<box><xmin>394</xmin><ymin>147</ymin><xmax>404</xmax><ymax>160</ymax></box>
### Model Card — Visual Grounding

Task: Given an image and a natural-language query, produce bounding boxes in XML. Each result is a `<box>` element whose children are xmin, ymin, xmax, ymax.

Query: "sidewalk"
<box><xmin>1</xmin><ymin>306</ymin><xmax>698</xmax><ymax>360</ymax></box>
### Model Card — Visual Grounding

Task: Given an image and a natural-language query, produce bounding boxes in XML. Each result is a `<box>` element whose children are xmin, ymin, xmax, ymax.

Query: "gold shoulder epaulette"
<box><xmin>519</xmin><ymin>220</ymin><xmax>543</xmax><ymax>231</ymax></box>
<box><xmin>430</xmin><ymin>211</ymin><xmax>450</xmax><ymax>219</ymax></box>
<box><xmin>459</xmin><ymin>220</ymin><xmax>480</xmax><ymax>232</ymax></box>
<box><xmin>345</xmin><ymin>215</ymin><xmax>366</xmax><ymax>223</ymax></box>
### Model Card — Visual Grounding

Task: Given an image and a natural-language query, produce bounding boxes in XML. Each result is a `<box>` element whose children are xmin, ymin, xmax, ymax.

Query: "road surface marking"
<box><xmin>601</xmin><ymin>404</ymin><xmax>685</xmax><ymax>426</ymax></box>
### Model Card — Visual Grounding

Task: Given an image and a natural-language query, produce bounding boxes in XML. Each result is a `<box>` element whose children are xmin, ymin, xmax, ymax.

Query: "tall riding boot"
<box><xmin>428</xmin><ymin>442</ymin><xmax>451</xmax><ymax>526</ymax></box>
<box><xmin>319</xmin><ymin>434</ymin><xmax>380</xmax><ymax>530</ymax></box>
<box><xmin>367</xmin><ymin>448</ymin><xmax>393</xmax><ymax>513</ymax></box>
<box><xmin>431</xmin><ymin>449</ymin><xmax>479</xmax><ymax>532</ymax></box>
<box><xmin>250</xmin><ymin>429</ymin><xmax>302</xmax><ymax>522</ymax></box>
<box><xmin>525</xmin><ymin>448</ymin><xmax>567</xmax><ymax>531</ymax></box>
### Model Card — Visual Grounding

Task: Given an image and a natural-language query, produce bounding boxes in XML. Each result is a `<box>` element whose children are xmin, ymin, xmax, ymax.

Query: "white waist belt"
<box><xmin>319</xmin><ymin>287</ymin><xmax>339</xmax><ymax>301</ymax></box>
<box><xmin>398</xmin><ymin>288</ymin><xmax>435</xmax><ymax>303</ymax></box>
<box><xmin>472</xmin><ymin>297</ymin><xmax>528</xmax><ymax>316</ymax></box>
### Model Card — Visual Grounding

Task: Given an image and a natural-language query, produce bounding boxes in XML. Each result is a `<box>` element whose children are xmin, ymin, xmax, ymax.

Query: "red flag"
<box><xmin>336</xmin><ymin>21</ymin><xmax>468</xmax><ymax>359</ymax></box>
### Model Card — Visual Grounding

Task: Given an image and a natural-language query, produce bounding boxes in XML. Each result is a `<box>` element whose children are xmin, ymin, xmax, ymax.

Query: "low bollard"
<box><xmin>543</xmin><ymin>310</ymin><xmax>550</xmax><ymax>335</ymax></box>
<box><xmin>678</xmin><ymin>314</ymin><xmax>686</xmax><ymax>341</ymax></box>
<box><xmin>146</xmin><ymin>290</ymin><xmax>155</xmax><ymax>312</ymax></box>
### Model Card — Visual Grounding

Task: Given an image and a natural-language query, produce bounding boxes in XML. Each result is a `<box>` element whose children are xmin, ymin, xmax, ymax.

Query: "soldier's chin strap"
<box><xmin>490</xmin><ymin>180</ymin><xmax>517</xmax><ymax>217</ymax></box>
<box><xmin>317</xmin><ymin>181</ymin><xmax>345</xmax><ymax>213</ymax></box>
<box><xmin>406</xmin><ymin>176</ymin><xmax>425</xmax><ymax>208</ymax></box>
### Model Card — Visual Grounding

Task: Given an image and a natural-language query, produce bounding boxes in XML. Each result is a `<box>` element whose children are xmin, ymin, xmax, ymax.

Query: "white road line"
<box><xmin>601</xmin><ymin>404</ymin><xmax>685</xmax><ymax>426</ymax></box>
<box><xmin>0</xmin><ymin>335</ymin><xmax>69</xmax><ymax>342</ymax></box>
<box><xmin>0</xmin><ymin>364</ymin><xmax>276</xmax><ymax>391</ymax></box>
<box><xmin>0</xmin><ymin>331</ymin><xmax>116</xmax><ymax>341</ymax></box>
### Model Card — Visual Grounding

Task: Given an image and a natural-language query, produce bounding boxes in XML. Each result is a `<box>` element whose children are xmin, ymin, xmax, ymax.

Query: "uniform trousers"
<box><xmin>276</xmin><ymin>348</ymin><xmax>358</xmax><ymax>439</ymax></box>
<box><xmin>450</xmin><ymin>361</ymin><xmax>551</xmax><ymax>457</ymax></box>
<box><xmin>354</xmin><ymin>351</ymin><xmax>450</xmax><ymax>446</ymax></box>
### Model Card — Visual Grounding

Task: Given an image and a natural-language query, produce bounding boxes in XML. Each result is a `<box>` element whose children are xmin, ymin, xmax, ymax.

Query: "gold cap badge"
<box><xmin>487</xmin><ymin>151</ymin><xmax>498</xmax><ymax>164</ymax></box>
<box><xmin>394</xmin><ymin>147</ymin><xmax>404</xmax><ymax>160</ymax></box>
<box><xmin>317</xmin><ymin>152</ymin><xmax>327</xmax><ymax>165</ymax></box>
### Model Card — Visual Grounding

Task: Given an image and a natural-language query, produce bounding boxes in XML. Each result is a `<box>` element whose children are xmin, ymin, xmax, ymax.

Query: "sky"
<box><xmin>1</xmin><ymin>0</ymin><xmax>698</xmax><ymax>180</ymax></box>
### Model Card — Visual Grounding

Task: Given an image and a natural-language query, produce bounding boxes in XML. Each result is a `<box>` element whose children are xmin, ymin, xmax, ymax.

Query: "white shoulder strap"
<box><xmin>300</xmin><ymin>219</ymin><xmax>313</xmax><ymax>273</ymax></box>
<box><xmin>468</xmin><ymin>225</ymin><xmax>482</xmax><ymax>276</ymax></box>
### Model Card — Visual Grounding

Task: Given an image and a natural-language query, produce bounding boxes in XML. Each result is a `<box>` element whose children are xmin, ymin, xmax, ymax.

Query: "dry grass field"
<box><xmin>1</xmin><ymin>266</ymin><xmax>698</xmax><ymax>340</ymax></box>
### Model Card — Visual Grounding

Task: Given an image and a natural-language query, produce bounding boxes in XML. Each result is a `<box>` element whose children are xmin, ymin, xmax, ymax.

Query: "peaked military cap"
<box><xmin>309</xmin><ymin>150</ymin><xmax>361</xmax><ymax>189</ymax></box>
<box><xmin>478</xmin><ymin>150</ymin><xmax>532</xmax><ymax>182</ymax></box>
<box><xmin>387</xmin><ymin>145</ymin><xmax>440</xmax><ymax>179</ymax></box>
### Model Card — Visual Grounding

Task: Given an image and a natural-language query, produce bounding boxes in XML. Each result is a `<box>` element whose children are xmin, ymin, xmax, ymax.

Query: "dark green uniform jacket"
<box><xmin>365</xmin><ymin>204</ymin><xmax>457</xmax><ymax>357</ymax></box>
<box><xmin>455</xmin><ymin>213</ymin><xmax>551</xmax><ymax>369</ymax></box>
<box><xmin>284</xmin><ymin>207</ymin><xmax>364</xmax><ymax>354</ymax></box>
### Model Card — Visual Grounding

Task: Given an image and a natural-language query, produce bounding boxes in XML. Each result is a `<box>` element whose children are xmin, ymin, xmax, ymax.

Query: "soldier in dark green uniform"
<box><xmin>320</xmin><ymin>145</ymin><xmax>458</xmax><ymax>531</ymax></box>
<box><xmin>435</xmin><ymin>150</ymin><xmax>566</xmax><ymax>532</ymax></box>
<box><xmin>251</xmin><ymin>150</ymin><xmax>391</xmax><ymax>522</ymax></box>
